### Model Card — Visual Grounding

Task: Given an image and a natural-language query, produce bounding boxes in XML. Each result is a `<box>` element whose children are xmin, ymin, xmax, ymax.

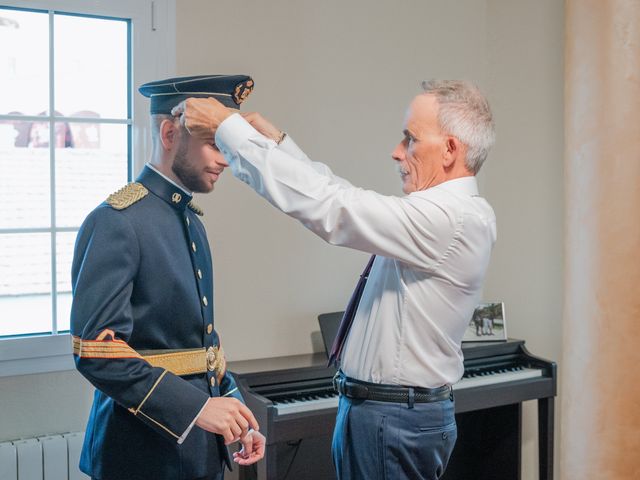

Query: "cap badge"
<box><xmin>233</xmin><ymin>79</ymin><xmax>254</xmax><ymax>105</ymax></box>
<box><xmin>172</xmin><ymin>192</ymin><xmax>182</xmax><ymax>203</ymax></box>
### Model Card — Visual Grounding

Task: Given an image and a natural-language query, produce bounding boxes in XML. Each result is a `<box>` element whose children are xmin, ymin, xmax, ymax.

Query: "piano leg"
<box><xmin>538</xmin><ymin>396</ymin><xmax>554</xmax><ymax>480</ymax></box>
<box><xmin>261</xmin><ymin>444</ymin><xmax>277</xmax><ymax>479</ymax></box>
<box><xmin>441</xmin><ymin>404</ymin><xmax>521</xmax><ymax>480</ymax></box>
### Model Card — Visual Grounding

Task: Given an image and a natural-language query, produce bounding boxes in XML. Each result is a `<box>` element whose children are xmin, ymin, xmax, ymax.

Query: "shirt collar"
<box><xmin>411</xmin><ymin>176</ymin><xmax>480</xmax><ymax>197</ymax></box>
<box><xmin>137</xmin><ymin>164</ymin><xmax>193</xmax><ymax>212</ymax></box>
<box><xmin>145</xmin><ymin>162</ymin><xmax>192</xmax><ymax>195</ymax></box>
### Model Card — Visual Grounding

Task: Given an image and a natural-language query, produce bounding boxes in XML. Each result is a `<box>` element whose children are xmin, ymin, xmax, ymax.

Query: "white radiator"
<box><xmin>0</xmin><ymin>432</ymin><xmax>89</xmax><ymax>480</ymax></box>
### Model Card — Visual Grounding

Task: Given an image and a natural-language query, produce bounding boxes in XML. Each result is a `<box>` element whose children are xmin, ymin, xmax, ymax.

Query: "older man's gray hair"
<box><xmin>422</xmin><ymin>80</ymin><xmax>495</xmax><ymax>175</ymax></box>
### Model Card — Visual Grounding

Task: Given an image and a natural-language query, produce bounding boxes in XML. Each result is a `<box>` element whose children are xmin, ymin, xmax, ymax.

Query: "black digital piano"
<box><xmin>230</xmin><ymin>338</ymin><xmax>556</xmax><ymax>480</ymax></box>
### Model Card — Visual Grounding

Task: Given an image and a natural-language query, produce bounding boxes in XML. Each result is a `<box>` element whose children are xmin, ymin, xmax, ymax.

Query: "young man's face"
<box><xmin>172</xmin><ymin>127</ymin><xmax>229</xmax><ymax>193</ymax></box>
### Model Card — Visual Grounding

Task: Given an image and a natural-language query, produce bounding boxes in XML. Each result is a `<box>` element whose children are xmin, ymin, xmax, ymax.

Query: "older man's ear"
<box><xmin>171</xmin><ymin>97</ymin><xmax>233</xmax><ymax>141</ymax></box>
<box><xmin>443</xmin><ymin>136</ymin><xmax>471</xmax><ymax>175</ymax></box>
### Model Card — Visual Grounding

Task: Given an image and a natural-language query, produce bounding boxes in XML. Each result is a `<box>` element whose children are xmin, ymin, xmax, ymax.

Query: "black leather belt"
<box><xmin>333</xmin><ymin>372</ymin><xmax>452</xmax><ymax>405</ymax></box>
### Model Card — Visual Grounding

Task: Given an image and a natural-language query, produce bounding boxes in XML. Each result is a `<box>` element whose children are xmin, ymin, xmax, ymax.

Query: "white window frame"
<box><xmin>0</xmin><ymin>0</ymin><xmax>176</xmax><ymax>377</ymax></box>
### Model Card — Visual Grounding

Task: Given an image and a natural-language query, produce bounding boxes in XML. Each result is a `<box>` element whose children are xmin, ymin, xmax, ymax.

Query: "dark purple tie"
<box><xmin>328</xmin><ymin>255</ymin><xmax>376</xmax><ymax>366</ymax></box>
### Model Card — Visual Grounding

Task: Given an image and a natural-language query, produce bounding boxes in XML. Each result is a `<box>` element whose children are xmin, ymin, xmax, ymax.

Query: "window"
<box><xmin>0</xmin><ymin>0</ymin><xmax>175</xmax><ymax>376</ymax></box>
<box><xmin>0</xmin><ymin>7</ymin><xmax>130</xmax><ymax>337</ymax></box>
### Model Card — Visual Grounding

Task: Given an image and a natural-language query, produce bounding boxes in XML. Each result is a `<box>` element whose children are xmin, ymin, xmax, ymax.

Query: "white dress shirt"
<box><xmin>216</xmin><ymin>114</ymin><xmax>497</xmax><ymax>388</ymax></box>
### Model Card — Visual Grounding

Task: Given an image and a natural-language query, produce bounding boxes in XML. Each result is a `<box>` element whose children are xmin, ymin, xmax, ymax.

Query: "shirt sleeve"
<box><xmin>216</xmin><ymin>114</ymin><xmax>459</xmax><ymax>270</ymax></box>
<box><xmin>277</xmin><ymin>134</ymin><xmax>354</xmax><ymax>188</ymax></box>
<box><xmin>70</xmin><ymin>206</ymin><xmax>209</xmax><ymax>443</ymax></box>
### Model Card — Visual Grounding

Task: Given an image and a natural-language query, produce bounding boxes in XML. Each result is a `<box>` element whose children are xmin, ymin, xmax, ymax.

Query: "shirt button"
<box><xmin>197</xmin><ymin>269</ymin><xmax>203</xmax><ymax>280</ymax></box>
<box><xmin>191</xmin><ymin>242</ymin><xmax>197</xmax><ymax>252</ymax></box>
<box><xmin>210</xmin><ymin>377</ymin><xmax>215</xmax><ymax>387</ymax></box>
<box><xmin>185</xmin><ymin>216</ymin><xmax>190</xmax><ymax>226</ymax></box>
<box><xmin>206</xmin><ymin>324</ymin><xmax>213</xmax><ymax>334</ymax></box>
<box><xmin>202</xmin><ymin>296</ymin><xmax>208</xmax><ymax>306</ymax></box>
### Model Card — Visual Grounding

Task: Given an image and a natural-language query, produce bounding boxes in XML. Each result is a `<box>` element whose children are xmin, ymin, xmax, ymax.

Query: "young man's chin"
<box><xmin>201</xmin><ymin>182</ymin><xmax>216</xmax><ymax>194</ymax></box>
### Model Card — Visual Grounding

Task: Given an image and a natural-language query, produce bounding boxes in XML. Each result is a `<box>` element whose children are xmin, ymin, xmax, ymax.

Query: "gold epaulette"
<box><xmin>106</xmin><ymin>183</ymin><xmax>149</xmax><ymax>210</ymax></box>
<box><xmin>187</xmin><ymin>200</ymin><xmax>204</xmax><ymax>216</ymax></box>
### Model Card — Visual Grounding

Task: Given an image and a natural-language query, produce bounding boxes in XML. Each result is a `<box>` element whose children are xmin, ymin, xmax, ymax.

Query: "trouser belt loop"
<box><xmin>408</xmin><ymin>387</ymin><xmax>415</xmax><ymax>409</ymax></box>
<box><xmin>332</xmin><ymin>371</ymin><xmax>340</xmax><ymax>392</ymax></box>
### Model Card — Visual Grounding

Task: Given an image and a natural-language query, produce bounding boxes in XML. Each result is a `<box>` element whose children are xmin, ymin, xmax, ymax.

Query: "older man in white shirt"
<box><xmin>174</xmin><ymin>79</ymin><xmax>496</xmax><ymax>480</ymax></box>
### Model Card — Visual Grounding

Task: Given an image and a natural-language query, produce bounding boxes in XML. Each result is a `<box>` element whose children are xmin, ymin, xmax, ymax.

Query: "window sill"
<box><xmin>0</xmin><ymin>334</ymin><xmax>75</xmax><ymax>378</ymax></box>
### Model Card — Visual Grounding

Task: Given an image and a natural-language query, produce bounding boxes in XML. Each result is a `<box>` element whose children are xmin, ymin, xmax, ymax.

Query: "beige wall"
<box><xmin>483</xmin><ymin>2</ymin><xmax>564</xmax><ymax>478</ymax></box>
<box><xmin>0</xmin><ymin>1</ymin><xmax>564</xmax><ymax>478</ymax></box>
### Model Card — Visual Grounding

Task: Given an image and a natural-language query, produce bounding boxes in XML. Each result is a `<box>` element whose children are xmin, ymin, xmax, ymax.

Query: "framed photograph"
<box><xmin>462</xmin><ymin>302</ymin><xmax>507</xmax><ymax>342</ymax></box>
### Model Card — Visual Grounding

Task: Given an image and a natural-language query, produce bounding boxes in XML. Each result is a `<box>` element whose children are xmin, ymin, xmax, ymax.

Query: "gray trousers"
<box><xmin>332</xmin><ymin>395</ymin><xmax>457</xmax><ymax>479</ymax></box>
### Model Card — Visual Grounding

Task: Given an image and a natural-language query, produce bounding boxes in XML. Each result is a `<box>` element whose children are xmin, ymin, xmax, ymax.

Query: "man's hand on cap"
<box><xmin>171</xmin><ymin>97</ymin><xmax>232</xmax><ymax>141</ymax></box>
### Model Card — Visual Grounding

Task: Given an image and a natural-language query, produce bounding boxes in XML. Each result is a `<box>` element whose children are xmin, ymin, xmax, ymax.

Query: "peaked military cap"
<box><xmin>138</xmin><ymin>74</ymin><xmax>254</xmax><ymax>114</ymax></box>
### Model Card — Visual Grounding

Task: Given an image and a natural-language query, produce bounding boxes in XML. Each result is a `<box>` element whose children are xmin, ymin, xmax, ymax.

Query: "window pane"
<box><xmin>54</xmin><ymin>14</ymin><xmax>128</xmax><ymax>119</ymax></box>
<box><xmin>0</xmin><ymin>233</ymin><xmax>52</xmax><ymax>336</ymax></box>
<box><xmin>56</xmin><ymin>231</ymin><xmax>75</xmax><ymax>332</ymax></box>
<box><xmin>0</xmin><ymin>119</ymin><xmax>51</xmax><ymax>229</ymax></box>
<box><xmin>56</xmin><ymin>123</ymin><xmax>128</xmax><ymax>227</ymax></box>
<box><xmin>0</xmin><ymin>8</ymin><xmax>49</xmax><ymax>116</ymax></box>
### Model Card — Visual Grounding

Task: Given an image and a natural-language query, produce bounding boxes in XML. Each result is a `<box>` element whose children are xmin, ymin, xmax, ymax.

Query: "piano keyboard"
<box><xmin>273</xmin><ymin>366</ymin><xmax>543</xmax><ymax>416</ymax></box>
<box><xmin>456</xmin><ymin>366</ymin><xmax>542</xmax><ymax>390</ymax></box>
<box><xmin>273</xmin><ymin>393</ymin><xmax>339</xmax><ymax>415</ymax></box>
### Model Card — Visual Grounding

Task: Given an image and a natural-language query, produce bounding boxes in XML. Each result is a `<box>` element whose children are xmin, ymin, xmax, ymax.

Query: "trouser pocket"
<box><xmin>377</xmin><ymin>414</ymin><xmax>387</xmax><ymax>480</ymax></box>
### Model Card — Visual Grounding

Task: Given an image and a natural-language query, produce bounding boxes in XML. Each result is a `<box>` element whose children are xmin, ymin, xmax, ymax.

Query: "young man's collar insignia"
<box><xmin>106</xmin><ymin>183</ymin><xmax>149</xmax><ymax>210</ymax></box>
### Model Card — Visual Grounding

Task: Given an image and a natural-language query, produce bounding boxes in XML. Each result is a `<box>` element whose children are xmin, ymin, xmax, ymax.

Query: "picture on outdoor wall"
<box><xmin>462</xmin><ymin>302</ymin><xmax>507</xmax><ymax>342</ymax></box>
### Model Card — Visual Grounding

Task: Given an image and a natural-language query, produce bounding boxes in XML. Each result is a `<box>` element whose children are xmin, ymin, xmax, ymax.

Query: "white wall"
<box><xmin>180</xmin><ymin>0</ymin><xmax>490</xmax><ymax>359</ymax></box>
<box><xmin>0</xmin><ymin>370</ymin><xmax>93</xmax><ymax>441</ymax></box>
<box><xmin>0</xmin><ymin>1</ymin><xmax>564</xmax><ymax>478</ymax></box>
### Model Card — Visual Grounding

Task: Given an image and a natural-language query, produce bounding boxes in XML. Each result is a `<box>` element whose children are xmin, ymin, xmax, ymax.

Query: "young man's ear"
<box><xmin>160</xmin><ymin>118</ymin><xmax>180</xmax><ymax>151</ymax></box>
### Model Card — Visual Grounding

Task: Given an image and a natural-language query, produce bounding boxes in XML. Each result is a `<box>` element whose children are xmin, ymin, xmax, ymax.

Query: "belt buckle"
<box><xmin>207</xmin><ymin>346</ymin><xmax>221</xmax><ymax>373</ymax></box>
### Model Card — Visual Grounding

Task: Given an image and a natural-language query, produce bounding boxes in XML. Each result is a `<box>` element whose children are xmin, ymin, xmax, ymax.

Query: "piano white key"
<box><xmin>455</xmin><ymin>367</ymin><xmax>542</xmax><ymax>390</ymax></box>
<box><xmin>275</xmin><ymin>395</ymin><xmax>339</xmax><ymax>415</ymax></box>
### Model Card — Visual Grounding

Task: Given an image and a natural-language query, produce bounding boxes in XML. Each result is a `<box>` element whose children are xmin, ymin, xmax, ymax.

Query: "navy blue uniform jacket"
<box><xmin>71</xmin><ymin>165</ymin><xmax>242</xmax><ymax>480</ymax></box>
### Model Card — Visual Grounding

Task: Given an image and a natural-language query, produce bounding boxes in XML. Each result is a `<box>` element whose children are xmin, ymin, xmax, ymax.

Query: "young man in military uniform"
<box><xmin>70</xmin><ymin>75</ymin><xmax>264</xmax><ymax>480</ymax></box>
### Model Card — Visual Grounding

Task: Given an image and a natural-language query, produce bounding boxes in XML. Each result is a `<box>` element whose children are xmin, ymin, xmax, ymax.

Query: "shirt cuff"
<box><xmin>216</xmin><ymin>113</ymin><xmax>274</xmax><ymax>157</ymax></box>
<box><xmin>278</xmin><ymin>134</ymin><xmax>312</xmax><ymax>161</ymax></box>
<box><xmin>177</xmin><ymin>398</ymin><xmax>209</xmax><ymax>445</ymax></box>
